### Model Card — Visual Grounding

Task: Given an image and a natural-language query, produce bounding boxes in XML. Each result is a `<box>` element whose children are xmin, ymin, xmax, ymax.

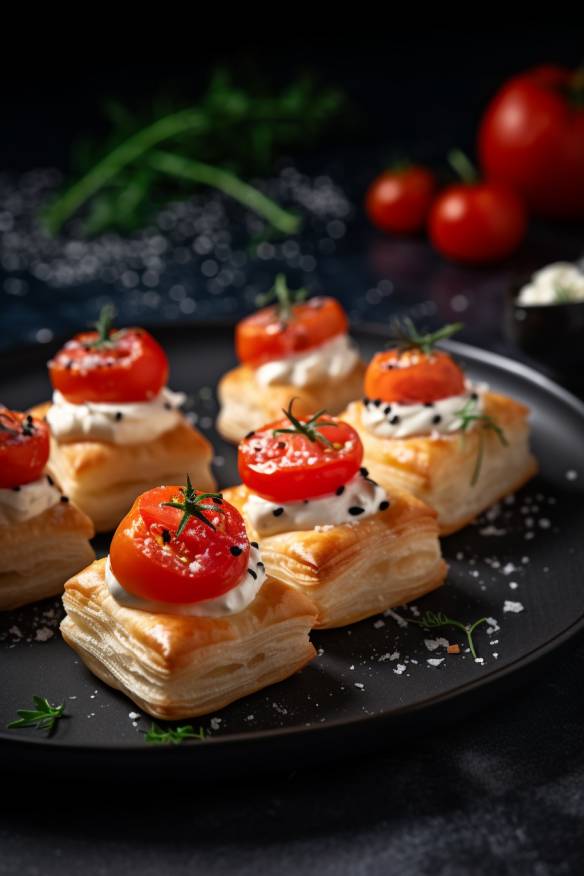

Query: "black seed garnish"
<box><xmin>250</xmin><ymin>541</ymin><xmax>259</xmax><ymax>549</ymax></box>
<box><xmin>65</xmin><ymin>360</ymin><xmax>73</xmax><ymax>370</ymax></box>
<box><xmin>390</xmin><ymin>415</ymin><xmax>401</xmax><ymax>425</ymax></box>
<box><xmin>379</xmin><ymin>500</ymin><xmax>390</xmax><ymax>511</ymax></box>
<box><xmin>335</xmin><ymin>485</ymin><xmax>345</xmax><ymax>496</ymax></box>
<box><xmin>161</xmin><ymin>529</ymin><xmax>171</xmax><ymax>544</ymax></box>
<box><xmin>273</xmin><ymin>507</ymin><xmax>284</xmax><ymax>517</ymax></box>
<box><xmin>384</xmin><ymin>406</ymin><xmax>392</xmax><ymax>416</ymax></box>
<box><xmin>12</xmin><ymin>485</ymin><xmax>21</xmax><ymax>492</ymax></box>
<box><xmin>164</xmin><ymin>402</ymin><xmax>172</xmax><ymax>410</ymax></box>
<box><xmin>373</xmin><ymin>399</ymin><xmax>382</xmax><ymax>407</ymax></box>
<box><xmin>424</xmin><ymin>402</ymin><xmax>434</xmax><ymax>408</ymax></box>
<box><xmin>471</xmin><ymin>392</ymin><xmax>479</xmax><ymax>401</ymax></box>
<box><xmin>363</xmin><ymin>397</ymin><xmax>370</xmax><ymax>406</ymax></box>
<box><xmin>230</xmin><ymin>545</ymin><xmax>242</xmax><ymax>556</ymax></box>
<box><xmin>348</xmin><ymin>506</ymin><xmax>365</xmax><ymax>516</ymax></box>
<box><xmin>257</xmin><ymin>561</ymin><xmax>265</xmax><ymax>570</ymax></box>
<box><xmin>432</xmin><ymin>414</ymin><xmax>442</xmax><ymax>425</ymax></box>
<box><xmin>360</xmin><ymin>467</ymin><xmax>369</xmax><ymax>477</ymax></box>
<box><xmin>46</xmin><ymin>475</ymin><xmax>54</xmax><ymax>486</ymax></box>
<box><xmin>26</xmin><ymin>415</ymin><xmax>33</xmax><ymax>424</ymax></box>
<box><xmin>245</xmin><ymin>431</ymin><xmax>255</xmax><ymax>440</ymax></box>
<box><xmin>115</xmin><ymin>412</ymin><xmax>123</xmax><ymax>422</ymax></box>
<box><xmin>248</xmin><ymin>568</ymin><xmax>258</xmax><ymax>580</ymax></box>
<box><xmin>277</xmin><ymin>441</ymin><xmax>286</xmax><ymax>449</ymax></box>
<box><xmin>60</xmin><ymin>495</ymin><xmax>69</xmax><ymax>503</ymax></box>
<box><xmin>303</xmin><ymin>499</ymin><xmax>309</xmax><ymax>504</ymax></box>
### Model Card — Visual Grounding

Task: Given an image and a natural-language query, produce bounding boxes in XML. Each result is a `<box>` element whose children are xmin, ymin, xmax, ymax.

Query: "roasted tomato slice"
<box><xmin>109</xmin><ymin>485</ymin><xmax>251</xmax><ymax>604</ymax></box>
<box><xmin>0</xmin><ymin>408</ymin><xmax>50</xmax><ymax>489</ymax></box>
<box><xmin>364</xmin><ymin>348</ymin><xmax>466</xmax><ymax>405</ymax></box>
<box><xmin>238</xmin><ymin>405</ymin><xmax>363</xmax><ymax>503</ymax></box>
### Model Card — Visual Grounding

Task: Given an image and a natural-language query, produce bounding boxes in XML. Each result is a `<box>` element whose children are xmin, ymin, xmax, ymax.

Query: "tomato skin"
<box><xmin>0</xmin><ymin>409</ymin><xmax>50</xmax><ymax>489</ymax></box>
<box><xmin>238</xmin><ymin>417</ymin><xmax>363</xmax><ymax>503</ymax></box>
<box><xmin>365</xmin><ymin>349</ymin><xmax>465</xmax><ymax>405</ymax></box>
<box><xmin>109</xmin><ymin>487</ymin><xmax>251</xmax><ymax>604</ymax></box>
<box><xmin>49</xmin><ymin>328</ymin><xmax>169</xmax><ymax>404</ymax></box>
<box><xmin>365</xmin><ymin>166</ymin><xmax>437</xmax><ymax>234</ymax></box>
<box><xmin>236</xmin><ymin>297</ymin><xmax>348</xmax><ymax>369</ymax></box>
<box><xmin>479</xmin><ymin>65</ymin><xmax>584</xmax><ymax>219</ymax></box>
<box><xmin>428</xmin><ymin>182</ymin><xmax>526</xmax><ymax>264</ymax></box>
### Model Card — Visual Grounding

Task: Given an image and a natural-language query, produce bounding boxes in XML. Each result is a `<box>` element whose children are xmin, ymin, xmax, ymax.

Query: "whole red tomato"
<box><xmin>479</xmin><ymin>65</ymin><xmax>584</xmax><ymax>219</ymax></box>
<box><xmin>428</xmin><ymin>151</ymin><xmax>526</xmax><ymax>264</ymax></box>
<box><xmin>365</xmin><ymin>165</ymin><xmax>437</xmax><ymax>234</ymax></box>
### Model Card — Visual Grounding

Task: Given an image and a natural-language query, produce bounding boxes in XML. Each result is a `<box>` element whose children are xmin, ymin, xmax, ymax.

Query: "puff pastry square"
<box><xmin>61</xmin><ymin>558</ymin><xmax>317</xmax><ymax>720</ymax></box>
<box><xmin>216</xmin><ymin>360</ymin><xmax>367</xmax><ymax>444</ymax></box>
<box><xmin>0</xmin><ymin>500</ymin><xmax>95</xmax><ymax>611</ymax></box>
<box><xmin>31</xmin><ymin>403</ymin><xmax>216</xmax><ymax>533</ymax></box>
<box><xmin>224</xmin><ymin>485</ymin><xmax>447</xmax><ymax>629</ymax></box>
<box><xmin>343</xmin><ymin>392</ymin><xmax>538</xmax><ymax>535</ymax></box>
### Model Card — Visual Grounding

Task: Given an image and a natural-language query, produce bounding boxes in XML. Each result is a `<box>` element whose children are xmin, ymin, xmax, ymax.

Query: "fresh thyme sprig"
<box><xmin>455</xmin><ymin>397</ymin><xmax>508</xmax><ymax>486</ymax></box>
<box><xmin>90</xmin><ymin>304</ymin><xmax>117</xmax><ymax>347</ymax></box>
<box><xmin>144</xmin><ymin>723</ymin><xmax>206</xmax><ymax>745</ymax></box>
<box><xmin>256</xmin><ymin>273</ymin><xmax>309</xmax><ymax>324</ymax></box>
<box><xmin>273</xmin><ymin>398</ymin><xmax>336</xmax><ymax>448</ymax></box>
<box><xmin>401</xmin><ymin>610</ymin><xmax>489</xmax><ymax>659</ymax></box>
<box><xmin>387</xmin><ymin>318</ymin><xmax>463</xmax><ymax>355</ymax></box>
<box><xmin>7</xmin><ymin>696</ymin><xmax>65</xmax><ymax>735</ymax></box>
<box><xmin>162</xmin><ymin>475</ymin><xmax>225</xmax><ymax>536</ymax></box>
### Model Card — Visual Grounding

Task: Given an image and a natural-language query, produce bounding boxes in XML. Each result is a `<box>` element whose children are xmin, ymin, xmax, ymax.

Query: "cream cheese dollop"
<box><xmin>361</xmin><ymin>387</ymin><xmax>484</xmax><ymax>440</ymax></box>
<box><xmin>517</xmin><ymin>262</ymin><xmax>584</xmax><ymax>306</ymax></box>
<box><xmin>0</xmin><ymin>475</ymin><xmax>61</xmax><ymax>525</ymax></box>
<box><xmin>46</xmin><ymin>387</ymin><xmax>185</xmax><ymax>445</ymax></box>
<box><xmin>254</xmin><ymin>334</ymin><xmax>359</xmax><ymax>388</ymax></box>
<box><xmin>105</xmin><ymin>542</ymin><xmax>266</xmax><ymax>618</ymax></box>
<box><xmin>243</xmin><ymin>470</ymin><xmax>389</xmax><ymax>537</ymax></box>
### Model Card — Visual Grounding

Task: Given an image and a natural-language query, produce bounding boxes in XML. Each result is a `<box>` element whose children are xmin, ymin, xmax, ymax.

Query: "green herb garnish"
<box><xmin>90</xmin><ymin>303</ymin><xmax>117</xmax><ymax>347</ymax></box>
<box><xmin>256</xmin><ymin>273</ymin><xmax>309</xmax><ymax>325</ymax></box>
<box><xmin>162</xmin><ymin>475</ymin><xmax>225</xmax><ymax>536</ymax></box>
<box><xmin>7</xmin><ymin>696</ymin><xmax>65</xmax><ymax>735</ymax></box>
<box><xmin>554</xmin><ymin>285</ymin><xmax>573</xmax><ymax>304</ymax></box>
<box><xmin>387</xmin><ymin>318</ymin><xmax>463</xmax><ymax>355</ymax></box>
<box><xmin>455</xmin><ymin>396</ymin><xmax>508</xmax><ymax>486</ymax></box>
<box><xmin>399</xmin><ymin>610</ymin><xmax>489</xmax><ymax>659</ymax></box>
<box><xmin>273</xmin><ymin>398</ymin><xmax>336</xmax><ymax>448</ymax></box>
<box><xmin>144</xmin><ymin>723</ymin><xmax>206</xmax><ymax>745</ymax></box>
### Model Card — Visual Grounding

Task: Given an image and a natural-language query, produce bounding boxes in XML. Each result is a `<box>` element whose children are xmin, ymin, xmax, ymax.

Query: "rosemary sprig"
<box><xmin>455</xmin><ymin>397</ymin><xmax>508</xmax><ymax>486</ymax></box>
<box><xmin>144</xmin><ymin>723</ymin><xmax>206</xmax><ymax>745</ymax></box>
<box><xmin>256</xmin><ymin>273</ymin><xmax>309</xmax><ymax>324</ymax></box>
<box><xmin>90</xmin><ymin>304</ymin><xmax>117</xmax><ymax>347</ymax></box>
<box><xmin>387</xmin><ymin>318</ymin><xmax>463</xmax><ymax>355</ymax></box>
<box><xmin>402</xmin><ymin>610</ymin><xmax>489</xmax><ymax>659</ymax></box>
<box><xmin>7</xmin><ymin>696</ymin><xmax>65</xmax><ymax>735</ymax></box>
<box><xmin>273</xmin><ymin>398</ymin><xmax>336</xmax><ymax>448</ymax></box>
<box><xmin>162</xmin><ymin>475</ymin><xmax>225</xmax><ymax>536</ymax></box>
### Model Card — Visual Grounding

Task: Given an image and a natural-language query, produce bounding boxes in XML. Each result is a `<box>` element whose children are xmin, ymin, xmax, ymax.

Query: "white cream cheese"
<box><xmin>254</xmin><ymin>334</ymin><xmax>359</xmax><ymax>388</ymax></box>
<box><xmin>361</xmin><ymin>388</ymin><xmax>484</xmax><ymax>440</ymax></box>
<box><xmin>243</xmin><ymin>470</ymin><xmax>389</xmax><ymax>537</ymax></box>
<box><xmin>105</xmin><ymin>542</ymin><xmax>266</xmax><ymax>618</ymax></box>
<box><xmin>517</xmin><ymin>262</ymin><xmax>584</xmax><ymax>306</ymax></box>
<box><xmin>46</xmin><ymin>387</ymin><xmax>185</xmax><ymax>445</ymax></box>
<box><xmin>0</xmin><ymin>474</ymin><xmax>61</xmax><ymax>525</ymax></box>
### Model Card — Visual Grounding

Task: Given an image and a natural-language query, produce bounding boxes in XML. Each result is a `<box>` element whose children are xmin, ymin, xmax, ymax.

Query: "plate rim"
<box><xmin>2</xmin><ymin>322</ymin><xmax>584</xmax><ymax>755</ymax></box>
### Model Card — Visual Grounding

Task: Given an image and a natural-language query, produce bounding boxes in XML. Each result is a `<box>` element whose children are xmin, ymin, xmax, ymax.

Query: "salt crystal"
<box><xmin>34</xmin><ymin>627</ymin><xmax>53</xmax><ymax>642</ymax></box>
<box><xmin>539</xmin><ymin>518</ymin><xmax>551</xmax><ymax>529</ymax></box>
<box><xmin>385</xmin><ymin>609</ymin><xmax>408</xmax><ymax>628</ymax></box>
<box><xmin>502</xmin><ymin>562</ymin><xmax>516</xmax><ymax>575</ymax></box>
<box><xmin>210</xmin><ymin>717</ymin><xmax>222</xmax><ymax>731</ymax></box>
<box><xmin>427</xmin><ymin>658</ymin><xmax>444</xmax><ymax>667</ymax></box>
<box><xmin>424</xmin><ymin>637</ymin><xmax>449</xmax><ymax>652</ymax></box>
<box><xmin>373</xmin><ymin>619</ymin><xmax>385</xmax><ymax>629</ymax></box>
<box><xmin>393</xmin><ymin>663</ymin><xmax>407</xmax><ymax>675</ymax></box>
<box><xmin>503</xmin><ymin>600</ymin><xmax>524</xmax><ymax>614</ymax></box>
<box><xmin>354</xmin><ymin>683</ymin><xmax>365</xmax><ymax>690</ymax></box>
<box><xmin>566</xmin><ymin>470</ymin><xmax>578</xmax><ymax>481</ymax></box>
<box><xmin>509</xmin><ymin>581</ymin><xmax>518</xmax><ymax>590</ymax></box>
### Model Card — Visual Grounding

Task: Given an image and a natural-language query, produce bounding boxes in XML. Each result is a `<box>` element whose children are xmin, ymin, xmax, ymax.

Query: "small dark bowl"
<box><xmin>505</xmin><ymin>275</ymin><xmax>584</xmax><ymax>386</ymax></box>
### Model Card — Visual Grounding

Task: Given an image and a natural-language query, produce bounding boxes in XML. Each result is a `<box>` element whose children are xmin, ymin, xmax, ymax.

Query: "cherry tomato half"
<box><xmin>428</xmin><ymin>182</ymin><xmax>526</xmax><ymax>264</ymax></box>
<box><xmin>365</xmin><ymin>166</ymin><xmax>437</xmax><ymax>234</ymax></box>
<box><xmin>364</xmin><ymin>349</ymin><xmax>465</xmax><ymax>405</ymax></box>
<box><xmin>238</xmin><ymin>415</ymin><xmax>363</xmax><ymax>503</ymax></box>
<box><xmin>49</xmin><ymin>328</ymin><xmax>169</xmax><ymax>404</ymax></box>
<box><xmin>0</xmin><ymin>408</ymin><xmax>50</xmax><ymax>489</ymax></box>
<box><xmin>235</xmin><ymin>297</ymin><xmax>348</xmax><ymax>369</ymax></box>
<box><xmin>109</xmin><ymin>486</ymin><xmax>250</xmax><ymax>604</ymax></box>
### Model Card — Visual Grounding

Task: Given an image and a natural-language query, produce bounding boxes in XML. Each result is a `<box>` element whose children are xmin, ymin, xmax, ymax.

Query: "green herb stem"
<box><xmin>448</xmin><ymin>148</ymin><xmax>478</xmax><ymax>185</ymax></box>
<box><xmin>399</xmin><ymin>610</ymin><xmax>489</xmax><ymax>659</ymax></box>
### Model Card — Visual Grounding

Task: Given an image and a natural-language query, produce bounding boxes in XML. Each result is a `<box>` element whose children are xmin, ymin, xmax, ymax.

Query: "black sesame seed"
<box><xmin>257</xmin><ymin>561</ymin><xmax>265</xmax><ymax>570</ymax></box>
<box><xmin>360</xmin><ymin>467</ymin><xmax>369</xmax><ymax>478</ymax></box>
<box><xmin>161</xmin><ymin>529</ymin><xmax>171</xmax><ymax>544</ymax></box>
<box><xmin>335</xmin><ymin>485</ymin><xmax>345</xmax><ymax>496</ymax></box>
<box><xmin>273</xmin><ymin>507</ymin><xmax>284</xmax><ymax>517</ymax></box>
<box><xmin>432</xmin><ymin>414</ymin><xmax>442</xmax><ymax>425</ymax></box>
<box><xmin>60</xmin><ymin>495</ymin><xmax>69</xmax><ymax>503</ymax></box>
<box><xmin>46</xmin><ymin>475</ymin><xmax>54</xmax><ymax>486</ymax></box>
<box><xmin>348</xmin><ymin>506</ymin><xmax>365</xmax><ymax>516</ymax></box>
<box><xmin>471</xmin><ymin>392</ymin><xmax>479</xmax><ymax>401</ymax></box>
<box><xmin>250</xmin><ymin>541</ymin><xmax>259</xmax><ymax>549</ymax></box>
<box><xmin>164</xmin><ymin>402</ymin><xmax>172</xmax><ymax>410</ymax></box>
<box><xmin>363</xmin><ymin>397</ymin><xmax>370</xmax><ymax>406</ymax></box>
<box><xmin>26</xmin><ymin>415</ymin><xmax>33</xmax><ymax>424</ymax></box>
<box><xmin>303</xmin><ymin>499</ymin><xmax>309</xmax><ymax>504</ymax></box>
<box><xmin>12</xmin><ymin>485</ymin><xmax>21</xmax><ymax>492</ymax></box>
<box><xmin>384</xmin><ymin>405</ymin><xmax>392</xmax><ymax>416</ymax></box>
<box><xmin>230</xmin><ymin>545</ymin><xmax>242</xmax><ymax>556</ymax></box>
<box><xmin>245</xmin><ymin>431</ymin><xmax>255</xmax><ymax>440</ymax></box>
<box><xmin>390</xmin><ymin>415</ymin><xmax>401</xmax><ymax>425</ymax></box>
<box><xmin>373</xmin><ymin>399</ymin><xmax>382</xmax><ymax>407</ymax></box>
<box><xmin>248</xmin><ymin>568</ymin><xmax>258</xmax><ymax>580</ymax></box>
<box><xmin>115</xmin><ymin>412</ymin><xmax>123</xmax><ymax>422</ymax></box>
<box><xmin>277</xmin><ymin>441</ymin><xmax>286</xmax><ymax>449</ymax></box>
<box><xmin>424</xmin><ymin>402</ymin><xmax>434</xmax><ymax>408</ymax></box>
<box><xmin>379</xmin><ymin>500</ymin><xmax>390</xmax><ymax>511</ymax></box>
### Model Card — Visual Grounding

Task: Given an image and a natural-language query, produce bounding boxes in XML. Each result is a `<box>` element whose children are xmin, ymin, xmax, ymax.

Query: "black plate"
<box><xmin>1</xmin><ymin>324</ymin><xmax>583</xmax><ymax>778</ymax></box>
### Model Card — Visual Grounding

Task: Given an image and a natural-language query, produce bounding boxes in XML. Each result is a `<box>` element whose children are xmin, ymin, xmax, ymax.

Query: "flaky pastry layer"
<box><xmin>61</xmin><ymin>558</ymin><xmax>317</xmax><ymax>719</ymax></box>
<box><xmin>224</xmin><ymin>485</ymin><xmax>447</xmax><ymax>629</ymax></box>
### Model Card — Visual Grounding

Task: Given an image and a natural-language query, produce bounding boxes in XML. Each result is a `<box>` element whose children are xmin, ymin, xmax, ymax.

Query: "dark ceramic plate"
<box><xmin>1</xmin><ymin>324</ymin><xmax>583</xmax><ymax>779</ymax></box>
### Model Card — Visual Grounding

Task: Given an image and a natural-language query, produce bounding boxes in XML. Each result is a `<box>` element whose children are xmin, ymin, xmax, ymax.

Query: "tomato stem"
<box><xmin>448</xmin><ymin>149</ymin><xmax>478</xmax><ymax>185</ymax></box>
